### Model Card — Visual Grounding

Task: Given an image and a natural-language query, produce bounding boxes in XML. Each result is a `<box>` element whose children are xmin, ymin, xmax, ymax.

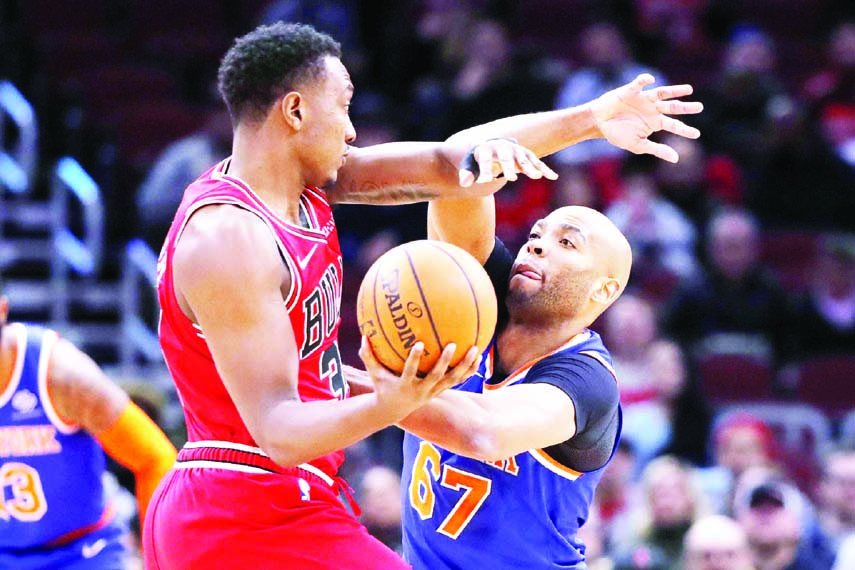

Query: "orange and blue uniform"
<box><xmin>402</xmin><ymin>240</ymin><xmax>622</xmax><ymax>569</ymax></box>
<box><xmin>0</xmin><ymin>324</ymin><xmax>128</xmax><ymax>569</ymax></box>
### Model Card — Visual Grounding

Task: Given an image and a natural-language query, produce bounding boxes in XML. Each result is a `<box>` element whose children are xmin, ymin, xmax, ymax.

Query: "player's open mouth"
<box><xmin>513</xmin><ymin>263</ymin><xmax>542</xmax><ymax>281</ymax></box>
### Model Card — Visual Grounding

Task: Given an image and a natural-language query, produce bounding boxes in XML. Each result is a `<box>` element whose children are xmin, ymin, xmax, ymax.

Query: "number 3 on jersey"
<box><xmin>409</xmin><ymin>441</ymin><xmax>491</xmax><ymax>539</ymax></box>
<box><xmin>0</xmin><ymin>462</ymin><xmax>48</xmax><ymax>522</ymax></box>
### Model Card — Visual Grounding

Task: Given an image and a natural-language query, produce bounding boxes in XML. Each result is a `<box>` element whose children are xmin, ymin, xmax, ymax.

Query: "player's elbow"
<box><xmin>262</xmin><ymin>441</ymin><xmax>314</xmax><ymax>469</ymax></box>
<box><xmin>462</xmin><ymin>419</ymin><xmax>508</xmax><ymax>462</ymax></box>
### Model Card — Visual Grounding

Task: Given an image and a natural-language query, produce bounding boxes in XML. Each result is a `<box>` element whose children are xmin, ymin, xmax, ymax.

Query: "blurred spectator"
<box><xmin>683</xmin><ymin>514</ymin><xmax>754</xmax><ymax>570</ymax></box>
<box><xmin>442</xmin><ymin>18</ymin><xmax>559</xmax><ymax>136</ymax></box>
<box><xmin>785</xmin><ymin>234</ymin><xmax>855</xmax><ymax>359</ymax></box>
<box><xmin>612</xmin><ymin>455</ymin><xmax>709</xmax><ymax>570</ymax></box>
<box><xmin>258</xmin><ymin>0</ymin><xmax>364</xmax><ymax>77</ymax></box>
<box><xmin>549</xmin><ymin>162</ymin><xmax>601</xmax><ymax>210</ymax></box>
<box><xmin>605</xmin><ymin>154</ymin><xmax>700</xmax><ymax>285</ymax></box>
<box><xmin>804</xmin><ymin>21</ymin><xmax>855</xmax><ymax>150</ymax></box>
<box><xmin>698</xmin><ymin>414</ymin><xmax>782</xmax><ymax>515</ymax></box>
<box><xmin>629</xmin><ymin>0</ymin><xmax>713</xmax><ymax>65</ymax></box>
<box><xmin>135</xmin><ymin>107</ymin><xmax>232</xmax><ymax>250</ymax></box>
<box><xmin>733</xmin><ymin>476</ymin><xmax>836</xmax><ymax>570</ymax></box>
<box><xmin>647</xmin><ymin>339</ymin><xmax>713</xmax><ymax>467</ymax></box>
<box><xmin>577</xmin><ymin>508</ymin><xmax>615</xmax><ymax>570</ymax></box>
<box><xmin>653</xmin><ymin>133</ymin><xmax>743</xmax><ymax>231</ymax></box>
<box><xmin>749</xmin><ymin>96</ymin><xmax>855</xmax><ymax>232</ymax></box>
<box><xmin>695</xmin><ymin>25</ymin><xmax>789</xmax><ymax>178</ymax></box>
<box><xmin>592</xmin><ymin>440</ymin><xmax>640</xmax><ymax>554</ymax></box>
<box><xmin>554</xmin><ymin>21</ymin><xmax>664</xmax><ymax>166</ymax></box>
<box><xmin>661</xmin><ymin>207</ymin><xmax>790</xmax><ymax>361</ymax></box>
<box><xmin>358</xmin><ymin>464</ymin><xmax>403</xmax><ymax>554</ymax></box>
<box><xmin>817</xmin><ymin>446</ymin><xmax>855</xmax><ymax>547</ymax></box>
<box><xmin>601</xmin><ymin>292</ymin><xmax>661</xmax><ymax>407</ymax></box>
<box><xmin>402</xmin><ymin>0</ymin><xmax>481</xmax><ymax>140</ymax></box>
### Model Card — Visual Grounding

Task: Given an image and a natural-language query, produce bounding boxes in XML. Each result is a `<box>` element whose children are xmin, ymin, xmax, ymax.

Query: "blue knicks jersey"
<box><xmin>402</xmin><ymin>330</ymin><xmax>622</xmax><ymax>570</ymax></box>
<box><xmin>0</xmin><ymin>324</ymin><xmax>108</xmax><ymax>550</ymax></box>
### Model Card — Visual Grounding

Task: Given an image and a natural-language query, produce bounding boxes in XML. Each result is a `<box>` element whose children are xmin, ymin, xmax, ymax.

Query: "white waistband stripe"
<box><xmin>180</xmin><ymin>440</ymin><xmax>336</xmax><ymax>486</ymax></box>
<box><xmin>174</xmin><ymin>460</ymin><xmax>271</xmax><ymax>475</ymax></box>
<box><xmin>183</xmin><ymin>440</ymin><xmax>269</xmax><ymax>456</ymax></box>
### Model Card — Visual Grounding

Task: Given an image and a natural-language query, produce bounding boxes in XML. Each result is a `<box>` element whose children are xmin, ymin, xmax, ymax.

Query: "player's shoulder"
<box><xmin>175</xmin><ymin>205</ymin><xmax>285</xmax><ymax>285</ymax></box>
<box><xmin>528</xmin><ymin>349</ymin><xmax>617</xmax><ymax>390</ymax></box>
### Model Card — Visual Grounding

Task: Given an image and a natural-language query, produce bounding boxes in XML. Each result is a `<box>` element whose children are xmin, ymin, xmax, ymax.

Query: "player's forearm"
<box><xmin>445</xmin><ymin>105</ymin><xmax>600</xmax><ymax>160</ymax></box>
<box><xmin>260</xmin><ymin>394</ymin><xmax>403</xmax><ymax>467</ymax></box>
<box><xmin>95</xmin><ymin>402</ymin><xmax>177</xmax><ymax>525</ymax></box>
<box><xmin>398</xmin><ymin>391</ymin><xmax>499</xmax><ymax>461</ymax></box>
<box><xmin>328</xmin><ymin>142</ymin><xmax>504</xmax><ymax>204</ymax></box>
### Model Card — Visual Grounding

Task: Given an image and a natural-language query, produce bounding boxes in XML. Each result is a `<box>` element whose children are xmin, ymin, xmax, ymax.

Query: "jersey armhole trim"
<box><xmin>0</xmin><ymin>323</ymin><xmax>27</xmax><ymax>407</ymax></box>
<box><xmin>175</xmin><ymin>198</ymin><xmax>302</xmax><ymax>312</ymax></box>
<box><xmin>37</xmin><ymin>330</ymin><xmax>79</xmax><ymax>434</ymax></box>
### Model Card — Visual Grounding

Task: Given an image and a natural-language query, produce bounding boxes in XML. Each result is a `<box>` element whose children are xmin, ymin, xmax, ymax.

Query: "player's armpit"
<box><xmin>96</xmin><ymin>402</ymin><xmax>177</xmax><ymax>528</ymax></box>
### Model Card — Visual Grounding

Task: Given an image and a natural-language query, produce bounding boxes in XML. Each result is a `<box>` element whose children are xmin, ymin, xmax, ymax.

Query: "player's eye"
<box><xmin>528</xmin><ymin>232</ymin><xmax>540</xmax><ymax>240</ymax></box>
<box><xmin>560</xmin><ymin>238</ymin><xmax>574</xmax><ymax>248</ymax></box>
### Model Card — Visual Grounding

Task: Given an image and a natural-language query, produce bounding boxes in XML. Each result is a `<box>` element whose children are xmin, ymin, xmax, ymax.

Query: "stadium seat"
<box><xmin>760</xmin><ymin>230</ymin><xmax>820</xmax><ymax>293</ymax></box>
<box><xmin>783</xmin><ymin>355</ymin><xmax>855</xmax><ymax>419</ymax></box>
<box><xmin>695</xmin><ymin>345</ymin><xmax>775</xmax><ymax>405</ymax></box>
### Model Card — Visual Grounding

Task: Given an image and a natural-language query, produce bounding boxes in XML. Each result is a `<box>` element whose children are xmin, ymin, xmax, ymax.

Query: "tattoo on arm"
<box><xmin>329</xmin><ymin>180</ymin><xmax>443</xmax><ymax>205</ymax></box>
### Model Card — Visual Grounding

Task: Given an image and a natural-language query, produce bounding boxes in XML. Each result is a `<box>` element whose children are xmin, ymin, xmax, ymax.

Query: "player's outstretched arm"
<box><xmin>329</xmin><ymin>75</ymin><xmax>699</xmax><ymax>206</ymax></box>
<box><xmin>446</xmin><ymin>73</ymin><xmax>702</xmax><ymax>173</ymax></box>
<box><xmin>47</xmin><ymin>337</ymin><xmax>177</xmax><ymax>528</ymax></box>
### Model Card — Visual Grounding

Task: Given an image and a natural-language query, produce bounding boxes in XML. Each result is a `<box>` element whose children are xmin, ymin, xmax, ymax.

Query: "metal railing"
<box><xmin>0</xmin><ymin>80</ymin><xmax>38</xmax><ymax>195</ymax></box>
<box><xmin>121</xmin><ymin>238</ymin><xmax>164</xmax><ymax>371</ymax></box>
<box><xmin>50</xmin><ymin>157</ymin><xmax>104</xmax><ymax>322</ymax></box>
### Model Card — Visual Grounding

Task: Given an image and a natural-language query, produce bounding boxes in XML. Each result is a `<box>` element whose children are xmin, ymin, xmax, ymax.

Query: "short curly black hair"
<box><xmin>217</xmin><ymin>22</ymin><xmax>341</xmax><ymax>125</ymax></box>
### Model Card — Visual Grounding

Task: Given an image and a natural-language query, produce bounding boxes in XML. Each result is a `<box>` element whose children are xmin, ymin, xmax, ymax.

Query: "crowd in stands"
<box><xmin>2</xmin><ymin>0</ymin><xmax>855</xmax><ymax>568</ymax></box>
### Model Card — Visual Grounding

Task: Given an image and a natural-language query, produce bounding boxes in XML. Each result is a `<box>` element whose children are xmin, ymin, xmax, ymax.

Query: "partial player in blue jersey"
<box><xmin>353</xmin><ymin>76</ymin><xmax>703</xmax><ymax>569</ymax></box>
<box><xmin>0</xmin><ymin>282</ymin><xmax>177</xmax><ymax>569</ymax></box>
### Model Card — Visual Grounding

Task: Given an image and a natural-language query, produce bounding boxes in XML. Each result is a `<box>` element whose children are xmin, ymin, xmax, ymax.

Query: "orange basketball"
<box><xmin>356</xmin><ymin>240</ymin><xmax>498</xmax><ymax>376</ymax></box>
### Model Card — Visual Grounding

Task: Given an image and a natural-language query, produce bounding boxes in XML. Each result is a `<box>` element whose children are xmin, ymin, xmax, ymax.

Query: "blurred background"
<box><xmin>1</xmin><ymin>1</ymin><xmax>854</xmax><ymax>568</ymax></box>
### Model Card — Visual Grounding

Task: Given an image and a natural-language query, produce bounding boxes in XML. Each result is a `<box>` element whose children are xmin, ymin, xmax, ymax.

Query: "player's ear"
<box><xmin>591</xmin><ymin>278</ymin><xmax>621</xmax><ymax>306</ymax></box>
<box><xmin>280</xmin><ymin>92</ymin><xmax>304</xmax><ymax>130</ymax></box>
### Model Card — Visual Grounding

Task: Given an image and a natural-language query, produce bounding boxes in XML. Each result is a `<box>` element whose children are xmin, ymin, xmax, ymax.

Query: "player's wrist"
<box><xmin>368</xmin><ymin>391</ymin><xmax>415</xmax><ymax>425</ymax></box>
<box><xmin>584</xmin><ymin>99</ymin><xmax>610</xmax><ymax>140</ymax></box>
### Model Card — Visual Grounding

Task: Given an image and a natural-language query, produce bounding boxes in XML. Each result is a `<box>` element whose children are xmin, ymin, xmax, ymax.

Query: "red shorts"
<box><xmin>143</xmin><ymin>447</ymin><xmax>410</xmax><ymax>570</ymax></box>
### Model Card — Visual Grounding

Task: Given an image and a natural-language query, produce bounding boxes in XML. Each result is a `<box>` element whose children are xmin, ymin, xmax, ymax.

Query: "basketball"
<box><xmin>356</xmin><ymin>240</ymin><xmax>498</xmax><ymax>376</ymax></box>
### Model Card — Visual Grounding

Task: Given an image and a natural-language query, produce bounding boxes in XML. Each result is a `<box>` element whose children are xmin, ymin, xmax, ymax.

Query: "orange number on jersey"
<box><xmin>408</xmin><ymin>442</ymin><xmax>492</xmax><ymax>539</ymax></box>
<box><xmin>437</xmin><ymin>466</ymin><xmax>492</xmax><ymax>539</ymax></box>
<box><xmin>0</xmin><ymin>462</ymin><xmax>48</xmax><ymax>522</ymax></box>
<box><xmin>409</xmin><ymin>441</ymin><xmax>441</xmax><ymax>519</ymax></box>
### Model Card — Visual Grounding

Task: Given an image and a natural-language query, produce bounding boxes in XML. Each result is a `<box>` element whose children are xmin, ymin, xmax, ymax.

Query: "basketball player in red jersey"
<box><xmin>144</xmin><ymin>22</ymin><xmax>702</xmax><ymax>570</ymax></box>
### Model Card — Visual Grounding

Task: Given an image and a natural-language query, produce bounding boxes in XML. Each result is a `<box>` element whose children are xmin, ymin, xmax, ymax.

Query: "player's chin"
<box><xmin>320</xmin><ymin>171</ymin><xmax>339</xmax><ymax>189</ymax></box>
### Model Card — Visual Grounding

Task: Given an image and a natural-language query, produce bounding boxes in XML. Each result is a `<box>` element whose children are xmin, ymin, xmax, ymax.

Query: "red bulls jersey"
<box><xmin>157</xmin><ymin>159</ymin><xmax>346</xmax><ymax>478</ymax></box>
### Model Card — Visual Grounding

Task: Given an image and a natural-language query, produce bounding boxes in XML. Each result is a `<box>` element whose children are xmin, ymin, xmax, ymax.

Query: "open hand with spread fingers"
<box><xmin>590</xmin><ymin>73</ymin><xmax>703</xmax><ymax>163</ymax></box>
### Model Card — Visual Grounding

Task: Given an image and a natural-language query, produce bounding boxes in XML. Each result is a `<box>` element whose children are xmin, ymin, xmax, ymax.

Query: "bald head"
<box><xmin>684</xmin><ymin>515</ymin><xmax>753</xmax><ymax>570</ymax></box>
<box><xmin>547</xmin><ymin>206</ymin><xmax>633</xmax><ymax>291</ymax></box>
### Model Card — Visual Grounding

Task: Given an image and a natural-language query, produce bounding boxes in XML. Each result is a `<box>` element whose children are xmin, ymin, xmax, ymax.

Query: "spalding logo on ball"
<box><xmin>357</xmin><ymin>240</ymin><xmax>498</xmax><ymax>375</ymax></box>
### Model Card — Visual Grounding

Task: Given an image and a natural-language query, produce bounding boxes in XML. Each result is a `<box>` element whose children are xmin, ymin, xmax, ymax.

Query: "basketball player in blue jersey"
<box><xmin>0</xmin><ymin>282</ymin><xmax>177</xmax><ymax>569</ymax></box>
<box><xmin>354</xmin><ymin>76</ymin><xmax>702</xmax><ymax>568</ymax></box>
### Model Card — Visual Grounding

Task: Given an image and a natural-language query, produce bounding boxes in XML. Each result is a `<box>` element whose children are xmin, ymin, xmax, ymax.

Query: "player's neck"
<box><xmin>497</xmin><ymin>319</ymin><xmax>585</xmax><ymax>373</ymax></box>
<box><xmin>229</xmin><ymin>125</ymin><xmax>305</xmax><ymax>225</ymax></box>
